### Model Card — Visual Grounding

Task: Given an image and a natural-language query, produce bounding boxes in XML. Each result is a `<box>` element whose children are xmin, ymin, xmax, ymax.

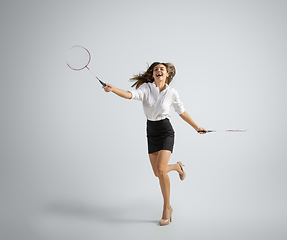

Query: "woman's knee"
<box><xmin>153</xmin><ymin>169</ymin><xmax>159</xmax><ymax>178</ymax></box>
<box><xmin>157</xmin><ymin>165</ymin><xmax>167</xmax><ymax>177</ymax></box>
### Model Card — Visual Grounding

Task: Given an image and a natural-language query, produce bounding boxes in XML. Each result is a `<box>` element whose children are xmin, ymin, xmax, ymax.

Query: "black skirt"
<box><xmin>146</xmin><ymin>118</ymin><xmax>175</xmax><ymax>154</ymax></box>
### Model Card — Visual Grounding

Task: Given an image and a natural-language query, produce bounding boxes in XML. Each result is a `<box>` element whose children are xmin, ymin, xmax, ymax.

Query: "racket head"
<box><xmin>66</xmin><ymin>45</ymin><xmax>91</xmax><ymax>71</ymax></box>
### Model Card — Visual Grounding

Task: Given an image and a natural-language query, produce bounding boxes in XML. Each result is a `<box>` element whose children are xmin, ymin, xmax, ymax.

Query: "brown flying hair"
<box><xmin>130</xmin><ymin>62</ymin><xmax>176</xmax><ymax>89</ymax></box>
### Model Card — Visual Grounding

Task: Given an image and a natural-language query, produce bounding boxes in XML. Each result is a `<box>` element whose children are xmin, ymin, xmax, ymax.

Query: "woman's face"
<box><xmin>153</xmin><ymin>64</ymin><xmax>169</xmax><ymax>81</ymax></box>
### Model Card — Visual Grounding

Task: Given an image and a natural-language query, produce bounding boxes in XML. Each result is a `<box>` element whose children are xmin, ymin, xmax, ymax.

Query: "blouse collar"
<box><xmin>152</xmin><ymin>82</ymin><xmax>169</xmax><ymax>92</ymax></box>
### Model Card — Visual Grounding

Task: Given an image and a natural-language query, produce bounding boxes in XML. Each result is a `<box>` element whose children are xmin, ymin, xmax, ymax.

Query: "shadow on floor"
<box><xmin>43</xmin><ymin>201</ymin><xmax>158</xmax><ymax>224</ymax></box>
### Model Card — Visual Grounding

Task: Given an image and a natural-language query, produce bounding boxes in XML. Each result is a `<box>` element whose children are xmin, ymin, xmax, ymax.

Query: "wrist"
<box><xmin>110</xmin><ymin>86</ymin><xmax>116</xmax><ymax>93</ymax></box>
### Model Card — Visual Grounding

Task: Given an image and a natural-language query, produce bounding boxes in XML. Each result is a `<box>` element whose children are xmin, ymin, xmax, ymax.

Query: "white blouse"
<box><xmin>129</xmin><ymin>82</ymin><xmax>185</xmax><ymax>121</ymax></box>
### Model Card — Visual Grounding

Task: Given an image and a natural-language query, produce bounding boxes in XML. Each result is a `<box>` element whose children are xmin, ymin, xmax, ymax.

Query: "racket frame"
<box><xmin>66</xmin><ymin>45</ymin><xmax>91</xmax><ymax>71</ymax></box>
<box><xmin>66</xmin><ymin>45</ymin><xmax>106</xmax><ymax>87</ymax></box>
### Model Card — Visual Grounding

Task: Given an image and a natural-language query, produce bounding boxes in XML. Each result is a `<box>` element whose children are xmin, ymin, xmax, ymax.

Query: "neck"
<box><xmin>154</xmin><ymin>80</ymin><xmax>166</xmax><ymax>92</ymax></box>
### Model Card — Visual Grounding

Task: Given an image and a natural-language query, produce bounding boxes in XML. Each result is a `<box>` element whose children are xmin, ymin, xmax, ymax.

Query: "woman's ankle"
<box><xmin>163</xmin><ymin>204</ymin><xmax>171</xmax><ymax>210</ymax></box>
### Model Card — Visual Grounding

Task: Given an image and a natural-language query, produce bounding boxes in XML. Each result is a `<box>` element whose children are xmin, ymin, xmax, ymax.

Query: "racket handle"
<box><xmin>95</xmin><ymin>76</ymin><xmax>106</xmax><ymax>86</ymax></box>
<box><xmin>197</xmin><ymin>130</ymin><xmax>211</xmax><ymax>133</ymax></box>
<box><xmin>86</xmin><ymin>67</ymin><xmax>106</xmax><ymax>87</ymax></box>
<box><xmin>98</xmin><ymin>79</ymin><xmax>106</xmax><ymax>87</ymax></box>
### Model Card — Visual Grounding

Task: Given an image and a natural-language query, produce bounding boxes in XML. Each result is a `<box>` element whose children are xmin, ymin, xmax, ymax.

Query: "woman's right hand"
<box><xmin>103</xmin><ymin>83</ymin><xmax>113</xmax><ymax>92</ymax></box>
<box><xmin>102</xmin><ymin>84</ymin><xmax>132</xmax><ymax>99</ymax></box>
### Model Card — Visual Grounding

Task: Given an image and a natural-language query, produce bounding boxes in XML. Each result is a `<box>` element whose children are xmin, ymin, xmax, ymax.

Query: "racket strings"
<box><xmin>66</xmin><ymin>45</ymin><xmax>91</xmax><ymax>71</ymax></box>
<box><xmin>66</xmin><ymin>45</ymin><xmax>106</xmax><ymax>86</ymax></box>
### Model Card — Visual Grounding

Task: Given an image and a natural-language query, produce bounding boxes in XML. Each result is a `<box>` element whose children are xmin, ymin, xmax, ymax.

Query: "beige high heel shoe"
<box><xmin>159</xmin><ymin>207</ymin><xmax>173</xmax><ymax>226</ymax></box>
<box><xmin>177</xmin><ymin>161</ymin><xmax>186</xmax><ymax>180</ymax></box>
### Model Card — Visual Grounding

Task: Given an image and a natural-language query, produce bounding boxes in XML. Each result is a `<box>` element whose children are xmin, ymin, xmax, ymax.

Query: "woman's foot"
<box><xmin>177</xmin><ymin>161</ymin><xmax>186</xmax><ymax>181</ymax></box>
<box><xmin>159</xmin><ymin>206</ymin><xmax>173</xmax><ymax>226</ymax></box>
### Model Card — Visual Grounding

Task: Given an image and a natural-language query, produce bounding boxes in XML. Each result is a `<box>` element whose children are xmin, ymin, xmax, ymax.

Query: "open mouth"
<box><xmin>156</xmin><ymin>73</ymin><xmax>163</xmax><ymax>77</ymax></box>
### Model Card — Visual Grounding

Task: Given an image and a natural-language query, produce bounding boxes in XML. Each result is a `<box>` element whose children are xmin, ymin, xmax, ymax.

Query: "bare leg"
<box><xmin>149</xmin><ymin>152</ymin><xmax>159</xmax><ymax>177</ymax></box>
<box><xmin>167</xmin><ymin>163</ymin><xmax>183</xmax><ymax>175</ymax></box>
<box><xmin>148</xmin><ymin>150</ymin><xmax>184</xmax><ymax>221</ymax></box>
<box><xmin>156</xmin><ymin>150</ymin><xmax>173</xmax><ymax>220</ymax></box>
<box><xmin>149</xmin><ymin>152</ymin><xmax>183</xmax><ymax>177</ymax></box>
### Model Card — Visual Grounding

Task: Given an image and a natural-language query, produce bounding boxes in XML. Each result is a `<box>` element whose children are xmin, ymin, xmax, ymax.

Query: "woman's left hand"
<box><xmin>197</xmin><ymin>127</ymin><xmax>208</xmax><ymax>134</ymax></box>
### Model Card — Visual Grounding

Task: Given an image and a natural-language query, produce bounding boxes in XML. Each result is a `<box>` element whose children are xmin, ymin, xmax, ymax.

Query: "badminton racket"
<box><xmin>198</xmin><ymin>129</ymin><xmax>248</xmax><ymax>133</ymax></box>
<box><xmin>66</xmin><ymin>45</ymin><xmax>106</xmax><ymax>86</ymax></box>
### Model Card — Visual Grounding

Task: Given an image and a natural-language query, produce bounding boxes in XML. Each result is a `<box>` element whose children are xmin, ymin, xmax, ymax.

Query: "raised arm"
<box><xmin>103</xmin><ymin>83</ymin><xmax>132</xmax><ymax>99</ymax></box>
<box><xmin>179</xmin><ymin>111</ymin><xmax>207</xmax><ymax>134</ymax></box>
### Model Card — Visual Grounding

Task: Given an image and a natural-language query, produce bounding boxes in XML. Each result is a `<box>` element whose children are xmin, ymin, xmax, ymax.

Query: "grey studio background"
<box><xmin>1</xmin><ymin>0</ymin><xmax>287</xmax><ymax>240</ymax></box>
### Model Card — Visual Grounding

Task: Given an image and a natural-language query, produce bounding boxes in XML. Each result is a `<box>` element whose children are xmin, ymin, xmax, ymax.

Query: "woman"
<box><xmin>103</xmin><ymin>62</ymin><xmax>207</xmax><ymax>226</ymax></box>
